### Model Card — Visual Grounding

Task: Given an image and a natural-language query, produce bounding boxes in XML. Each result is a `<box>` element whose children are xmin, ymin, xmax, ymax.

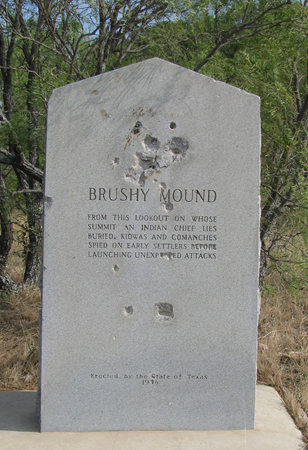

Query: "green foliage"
<box><xmin>0</xmin><ymin>0</ymin><xmax>307</xmax><ymax>286</ymax></box>
<box><xmin>140</xmin><ymin>0</ymin><xmax>308</xmax><ymax>284</ymax></box>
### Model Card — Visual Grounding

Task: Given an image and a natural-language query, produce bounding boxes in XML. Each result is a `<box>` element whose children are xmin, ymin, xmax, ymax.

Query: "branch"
<box><xmin>13</xmin><ymin>189</ymin><xmax>43</xmax><ymax>195</ymax></box>
<box><xmin>0</xmin><ymin>64</ymin><xmax>40</xmax><ymax>78</ymax></box>
<box><xmin>0</xmin><ymin>148</ymin><xmax>43</xmax><ymax>182</ymax></box>
<box><xmin>194</xmin><ymin>40</ymin><xmax>229</xmax><ymax>72</ymax></box>
<box><xmin>194</xmin><ymin>1</ymin><xmax>292</xmax><ymax>72</ymax></box>
<box><xmin>242</xmin><ymin>0</ymin><xmax>251</xmax><ymax>23</ymax></box>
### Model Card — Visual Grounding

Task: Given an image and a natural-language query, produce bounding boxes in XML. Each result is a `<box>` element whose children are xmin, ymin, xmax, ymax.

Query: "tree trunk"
<box><xmin>0</xmin><ymin>25</ymin><xmax>16</xmax><ymax>291</ymax></box>
<box><xmin>24</xmin><ymin>194</ymin><xmax>42</xmax><ymax>285</ymax></box>
<box><xmin>21</xmin><ymin>15</ymin><xmax>44</xmax><ymax>285</ymax></box>
<box><xmin>0</xmin><ymin>168</ymin><xmax>17</xmax><ymax>292</ymax></box>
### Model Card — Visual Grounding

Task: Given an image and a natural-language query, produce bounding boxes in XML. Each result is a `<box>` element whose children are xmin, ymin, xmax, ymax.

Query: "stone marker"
<box><xmin>40</xmin><ymin>58</ymin><xmax>260</xmax><ymax>432</ymax></box>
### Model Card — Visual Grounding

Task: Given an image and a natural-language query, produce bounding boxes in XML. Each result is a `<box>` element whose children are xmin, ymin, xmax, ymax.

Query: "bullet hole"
<box><xmin>125</xmin><ymin>133</ymin><xmax>189</xmax><ymax>186</ymax></box>
<box><xmin>44</xmin><ymin>196</ymin><xmax>53</xmax><ymax>208</ymax></box>
<box><xmin>133</xmin><ymin>121</ymin><xmax>142</xmax><ymax>135</ymax></box>
<box><xmin>170</xmin><ymin>122</ymin><xmax>176</xmax><ymax>129</ymax></box>
<box><xmin>100</xmin><ymin>109</ymin><xmax>110</xmax><ymax>119</ymax></box>
<box><xmin>160</xmin><ymin>252</ymin><xmax>173</xmax><ymax>261</ymax></box>
<box><xmin>163</xmin><ymin>201</ymin><xmax>174</xmax><ymax>212</ymax></box>
<box><xmin>123</xmin><ymin>306</ymin><xmax>133</xmax><ymax>316</ymax></box>
<box><xmin>143</xmin><ymin>134</ymin><xmax>160</xmax><ymax>151</ymax></box>
<box><xmin>136</xmin><ymin>152</ymin><xmax>157</xmax><ymax>171</ymax></box>
<box><xmin>160</xmin><ymin>182</ymin><xmax>167</xmax><ymax>189</ymax></box>
<box><xmin>112</xmin><ymin>157</ymin><xmax>120</xmax><ymax>167</ymax></box>
<box><xmin>138</xmin><ymin>171</ymin><xmax>146</xmax><ymax>187</ymax></box>
<box><xmin>113</xmin><ymin>264</ymin><xmax>120</xmax><ymax>272</ymax></box>
<box><xmin>169</xmin><ymin>137</ymin><xmax>189</xmax><ymax>156</ymax></box>
<box><xmin>127</xmin><ymin>134</ymin><xmax>161</xmax><ymax>185</ymax></box>
<box><xmin>155</xmin><ymin>303</ymin><xmax>174</xmax><ymax>321</ymax></box>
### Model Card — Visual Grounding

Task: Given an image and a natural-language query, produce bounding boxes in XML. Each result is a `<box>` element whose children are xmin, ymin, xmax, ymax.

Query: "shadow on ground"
<box><xmin>0</xmin><ymin>391</ymin><xmax>38</xmax><ymax>432</ymax></box>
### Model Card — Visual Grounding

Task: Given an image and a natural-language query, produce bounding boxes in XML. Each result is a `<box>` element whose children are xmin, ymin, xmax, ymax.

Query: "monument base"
<box><xmin>0</xmin><ymin>385</ymin><xmax>303</xmax><ymax>449</ymax></box>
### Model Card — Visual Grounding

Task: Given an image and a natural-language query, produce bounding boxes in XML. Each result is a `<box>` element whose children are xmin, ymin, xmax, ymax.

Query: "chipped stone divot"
<box><xmin>125</xmin><ymin>124</ymin><xmax>189</xmax><ymax>187</ymax></box>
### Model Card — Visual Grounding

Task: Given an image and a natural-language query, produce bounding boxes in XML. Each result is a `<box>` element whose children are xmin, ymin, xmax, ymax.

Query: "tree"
<box><xmin>0</xmin><ymin>0</ymin><xmax>306</xmax><ymax>289</ymax></box>
<box><xmin>140</xmin><ymin>0</ymin><xmax>307</xmax><ymax>285</ymax></box>
<box><xmin>0</xmin><ymin>0</ymin><xmax>170</xmax><ymax>289</ymax></box>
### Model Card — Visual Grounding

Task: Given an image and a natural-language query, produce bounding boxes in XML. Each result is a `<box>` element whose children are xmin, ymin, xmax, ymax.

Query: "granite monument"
<box><xmin>40</xmin><ymin>58</ymin><xmax>260</xmax><ymax>431</ymax></box>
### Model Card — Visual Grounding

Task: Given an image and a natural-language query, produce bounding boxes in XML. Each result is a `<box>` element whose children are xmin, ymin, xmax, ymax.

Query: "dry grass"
<box><xmin>258</xmin><ymin>272</ymin><xmax>308</xmax><ymax>444</ymax></box>
<box><xmin>0</xmin><ymin>241</ymin><xmax>307</xmax><ymax>443</ymax></box>
<box><xmin>0</xmin><ymin>286</ymin><xmax>40</xmax><ymax>390</ymax></box>
<box><xmin>6</xmin><ymin>210</ymin><xmax>28</xmax><ymax>284</ymax></box>
<box><xmin>0</xmin><ymin>218</ymin><xmax>40</xmax><ymax>390</ymax></box>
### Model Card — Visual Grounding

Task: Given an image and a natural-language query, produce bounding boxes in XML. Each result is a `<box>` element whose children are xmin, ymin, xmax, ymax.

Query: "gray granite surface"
<box><xmin>40</xmin><ymin>58</ymin><xmax>260</xmax><ymax>431</ymax></box>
